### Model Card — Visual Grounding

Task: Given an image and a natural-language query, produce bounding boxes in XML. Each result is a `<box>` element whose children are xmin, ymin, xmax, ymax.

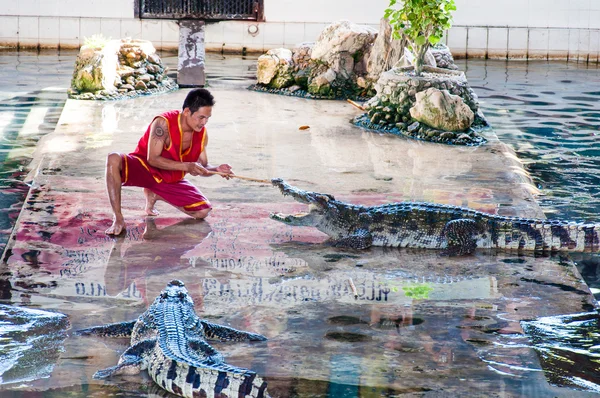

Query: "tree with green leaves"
<box><xmin>384</xmin><ymin>0</ymin><xmax>456</xmax><ymax>76</ymax></box>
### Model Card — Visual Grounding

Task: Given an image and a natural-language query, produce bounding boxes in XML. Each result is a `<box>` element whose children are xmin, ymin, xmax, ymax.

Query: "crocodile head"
<box><xmin>269</xmin><ymin>178</ymin><xmax>339</xmax><ymax>227</ymax></box>
<box><xmin>269</xmin><ymin>179</ymin><xmax>371</xmax><ymax>245</ymax></box>
<box><xmin>154</xmin><ymin>279</ymin><xmax>195</xmax><ymax>307</ymax></box>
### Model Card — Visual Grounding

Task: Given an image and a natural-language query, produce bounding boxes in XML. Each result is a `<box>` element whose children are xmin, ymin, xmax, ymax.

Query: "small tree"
<box><xmin>384</xmin><ymin>0</ymin><xmax>456</xmax><ymax>76</ymax></box>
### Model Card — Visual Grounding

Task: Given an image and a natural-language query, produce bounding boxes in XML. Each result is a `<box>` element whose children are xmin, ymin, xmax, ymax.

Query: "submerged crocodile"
<box><xmin>270</xmin><ymin>178</ymin><xmax>600</xmax><ymax>255</ymax></box>
<box><xmin>77</xmin><ymin>280</ymin><xmax>268</xmax><ymax>398</ymax></box>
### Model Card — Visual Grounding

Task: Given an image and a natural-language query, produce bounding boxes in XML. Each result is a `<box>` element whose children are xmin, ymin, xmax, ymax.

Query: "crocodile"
<box><xmin>77</xmin><ymin>280</ymin><xmax>269</xmax><ymax>398</ymax></box>
<box><xmin>269</xmin><ymin>178</ymin><xmax>600</xmax><ymax>255</ymax></box>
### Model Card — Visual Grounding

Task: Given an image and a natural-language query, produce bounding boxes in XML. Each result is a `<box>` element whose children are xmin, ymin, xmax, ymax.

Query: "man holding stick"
<box><xmin>105</xmin><ymin>88</ymin><xmax>232</xmax><ymax>235</ymax></box>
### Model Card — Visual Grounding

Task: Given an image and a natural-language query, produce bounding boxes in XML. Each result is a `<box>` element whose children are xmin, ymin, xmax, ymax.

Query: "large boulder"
<box><xmin>69</xmin><ymin>38</ymin><xmax>177</xmax><ymax>100</ymax></box>
<box><xmin>409</xmin><ymin>87</ymin><xmax>474</xmax><ymax>131</ymax></box>
<box><xmin>311</xmin><ymin>20</ymin><xmax>377</xmax><ymax>82</ymax></box>
<box><xmin>365</xmin><ymin>18</ymin><xmax>406</xmax><ymax>83</ymax></box>
<box><xmin>257</xmin><ymin>48</ymin><xmax>295</xmax><ymax>89</ymax></box>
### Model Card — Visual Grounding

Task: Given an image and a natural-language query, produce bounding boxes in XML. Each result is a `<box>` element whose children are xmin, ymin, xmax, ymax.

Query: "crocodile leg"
<box><xmin>443</xmin><ymin>219</ymin><xmax>477</xmax><ymax>256</ymax></box>
<box><xmin>93</xmin><ymin>339</ymin><xmax>156</xmax><ymax>379</ymax></box>
<box><xmin>332</xmin><ymin>229</ymin><xmax>373</xmax><ymax>250</ymax></box>
<box><xmin>76</xmin><ymin>320</ymin><xmax>137</xmax><ymax>337</ymax></box>
<box><xmin>187</xmin><ymin>338</ymin><xmax>224</xmax><ymax>364</ymax></box>
<box><xmin>199</xmin><ymin>320</ymin><xmax>267</xmax><ymax>342</ymax></box>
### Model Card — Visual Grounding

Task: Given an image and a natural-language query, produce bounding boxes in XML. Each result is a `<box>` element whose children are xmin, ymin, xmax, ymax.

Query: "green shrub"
<box><xmin>385</xmin><ymin>0</ymin><xmax>456</xmax><ymax>75</ymax></box>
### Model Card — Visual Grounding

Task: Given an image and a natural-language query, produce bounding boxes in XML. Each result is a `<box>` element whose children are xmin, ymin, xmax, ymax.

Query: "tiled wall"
<box><xmin>0</xmin><ymin>0</ymin><xmax>599</xmax><ymax>62</ymax></box>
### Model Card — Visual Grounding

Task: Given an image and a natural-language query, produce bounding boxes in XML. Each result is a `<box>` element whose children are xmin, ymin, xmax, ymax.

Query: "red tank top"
<box><xmin>130</xmin><ymin>110</ymin><xmax>206</xmax><ymax>183</ymax></box>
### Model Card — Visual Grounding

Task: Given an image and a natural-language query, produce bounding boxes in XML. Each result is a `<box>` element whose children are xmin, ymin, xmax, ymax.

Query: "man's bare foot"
<box><xmin>106</xmin><ymin>217</ymin><xmax>126</xmax><ymax>235</ymax></box>
<box><xmin>144</xmin><ymin>188</ymin><xmax>160</xmax><ymax>216</ymax></box>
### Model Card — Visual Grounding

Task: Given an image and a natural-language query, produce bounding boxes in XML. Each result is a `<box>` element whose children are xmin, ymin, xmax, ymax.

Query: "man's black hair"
<box><xmin>182</xmin><ymin>88</ymin><xmax>215</xmax><ymax>114</ymax></box>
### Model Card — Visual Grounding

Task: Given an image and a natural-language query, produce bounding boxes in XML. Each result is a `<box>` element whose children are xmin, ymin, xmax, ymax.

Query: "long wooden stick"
<box><xmin>207</xmin><ymin>171</ymin><xmax>271</xmax><ymax>184</ymax></box>
<box><xmin>347</xmin><ymin>99</ymin><xmax>365</xmax><ymax>111</ymax></box>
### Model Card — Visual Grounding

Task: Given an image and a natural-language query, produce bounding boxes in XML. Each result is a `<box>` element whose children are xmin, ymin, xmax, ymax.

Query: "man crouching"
<box><xmin>105</xmin><ymin>88</ymin><xmax>232</xmax><ymax>235</ymax></box>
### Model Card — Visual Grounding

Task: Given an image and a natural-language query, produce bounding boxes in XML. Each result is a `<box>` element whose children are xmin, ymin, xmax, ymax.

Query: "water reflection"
<box><xmin>459</xmin><ymin>60</ymin><xmax>600</xmax><ymax>222</ymax></box>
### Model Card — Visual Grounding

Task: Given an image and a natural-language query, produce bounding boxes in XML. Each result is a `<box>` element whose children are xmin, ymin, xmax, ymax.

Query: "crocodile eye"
<box><xmin>178</xmin><ymin>292</ymin><xmax>186</xmax><ymax>300</ymax></box>
<box><xmin>161</xmin><ymin>292</ymin><xmax>169</xmax><ymax>299</ymax></box>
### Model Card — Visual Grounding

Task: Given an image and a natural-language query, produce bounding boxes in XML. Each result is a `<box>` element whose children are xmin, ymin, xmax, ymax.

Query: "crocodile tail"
<box><xmin>150</xmin><ymin>359</ymin><xmax>269</xmax><ymax>398</ymax></box>
<box><xmin>496</xmin><ymin>219</ymin><xmax>600</xmax><ymax>252</ymax></box>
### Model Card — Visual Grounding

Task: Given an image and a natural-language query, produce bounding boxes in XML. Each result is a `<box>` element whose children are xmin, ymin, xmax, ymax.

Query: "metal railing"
<box><xmin>139</xmin><ymin>0</ymin><xmax>262</xmax><ymax>20</ymax></box>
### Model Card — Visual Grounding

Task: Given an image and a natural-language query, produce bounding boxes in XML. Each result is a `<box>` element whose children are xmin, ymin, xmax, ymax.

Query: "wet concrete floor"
<box><xmin>1</xmin><ymin>63</ymin><xmax>598</xmax><ymax>396</ymax></box>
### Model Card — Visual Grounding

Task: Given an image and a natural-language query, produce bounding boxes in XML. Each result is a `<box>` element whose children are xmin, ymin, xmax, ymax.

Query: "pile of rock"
<box><xmin>250</xmin><ymin>20</ymin><xmax>394</xmax><ymax>100</ymax></box>
<box><xmin>354</xmin><ymin>66</ymin><xmax>489</xmax><ymax>146</ymax></box>
<box><xmin>68</xmin><ymin>38</ymin><xmax>178</xmax><ymax>100</ymax></box>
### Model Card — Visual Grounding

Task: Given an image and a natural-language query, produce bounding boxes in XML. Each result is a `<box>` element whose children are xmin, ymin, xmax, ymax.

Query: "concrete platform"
<box><xmin>1</xmin><ymin>80</ymin><xmax>598</xmax><ymax>396</ymax></box>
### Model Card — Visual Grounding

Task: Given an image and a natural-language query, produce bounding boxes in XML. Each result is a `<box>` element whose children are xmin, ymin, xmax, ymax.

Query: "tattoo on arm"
<box><xmin>153</xmin><ymin>124</ymin><xmax>166</xmax><ymax>138</ymax></box>
<box><xmin>151</xmin><ymin>117</ymin><xmax>168</xmax><ymax>139</ymax></box>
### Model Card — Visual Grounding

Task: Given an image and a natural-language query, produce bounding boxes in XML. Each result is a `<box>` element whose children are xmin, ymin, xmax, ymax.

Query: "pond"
<box><xmin>1</xmin><ymin>50</ymin><xmax>600</xmax><ymax>397</ymax></box>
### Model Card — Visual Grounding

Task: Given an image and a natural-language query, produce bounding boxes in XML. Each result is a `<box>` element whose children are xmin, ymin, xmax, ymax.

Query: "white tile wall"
<box><xmin>0</xmin><ymin>16</ymin><xmax>19</xmax><ymax>41</ymax></box>
<box><xmin>100</xmin><ymin>19</ymin><xmax>121</xmax><ymax>41</ymax></box>
<box><xmin>39</xmin><ymin>18</ymin><xmax>59</xmax><ymax>40</ymax></box>
<box><xmin>222</xmin><ymin>21</ymin><xmax>244</xmax><ymax>51</ymax></box>
<box><xmin>589</xmin><ymin>30</ymin><xmax>599</xmax><ymax>62</ymax></box>
<box><xmin>508</xmin><ymin>28</ymin><xmax>528</xmax><ymax>59</ymax></box>
<box><xmin>487</xmin><ymin>27</ymin><xmax>508</xmax><ymax>59</ymax></box>
<box><xmin>568</xmin><ymin>28</ymin><xmax>580</xmax><ymax>59</ymax></box>
<box><xmin>141</xmin><ymin>20</ymin><xmax>161</xmax><ymax>44</ymax></box>
<box><xmin>79</xmin><ymin>18</ymin><xmax>102</xmax><ymax>46</ymax></box>
<box><xmin>447</xmin><ymin>26</ymin><xmax>467</xmax><ymax>57</ymax></box>
<box><xmin>18</xmin><ymin>17</ymin><xmax>38</xmax><ymax>47</ymax></box>
<box><xmin>121</xmin><ymin>19</ymin><xmax>142</xmax><ymax>40</ymax></box>
<box><xmin>262</xmin><ymin>22</ymin><xmax>284</xmax><ymax>46</ymax></box>
<box><xmin>304</xmin><ymin>23</ymin><xmax>328</xmax><ymax>43</ymax></box>
<box><xmin>467</xmin><ymin>27</ymin><xmax>487</xmax><ymax>57</ymax></box>
<box><xmin>243</xmin><ymin>22</ymin><xmax>265</xmax><ymax>53</ymax></box>
<box><xmin>161</xmin><ymin>20</ymin><xmax>179</xmax><ymax>50</ymax></box>
<box><xmin>528</xmin><ymin>29</ymin><xmax>549</xmax><ymax>59</ymax></box>
<box><xmin>283</xmin><ymin>23</ymin><xmax>305</xmax><ymax>47</ymax></box>
<box><xmin>590</xmin><ymin>11</ymin><xmax>600</xmax><ymax>29</ymax></box>
<box><xmin>59</xmin><ymin>17</ymin><xmax>80</xmax><ymax>48</ymax></box>
<box><xmin>577</xmin><ymin>29</ymin><xmax>590</xmax><ymax>61</ymax></box>
<box><xmin>204</xmin><ymin>22</ymin><xmax>224</xmax><ymax>50</ymax></box>
<box><xmin>547</xmin><ymin>28</ymin><xmax>570</xmax><ymax>60</ymax></box>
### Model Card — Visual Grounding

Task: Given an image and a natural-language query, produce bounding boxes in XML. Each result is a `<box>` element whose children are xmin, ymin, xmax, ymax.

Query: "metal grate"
<box><xmin>140</xmin><ymin>0</ymin><xmax>261</xmax><ymax>20</ymax></box>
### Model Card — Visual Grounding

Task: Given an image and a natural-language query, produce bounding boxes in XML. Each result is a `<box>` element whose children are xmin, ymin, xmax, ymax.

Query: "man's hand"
<box><xmin>186</xmin><ymin>162</ymin><xmax>209</xmax><ymax>176</ymax></box>
<box><xmin>216</xmin><ymin>164</ymin><xmax>234</xmax><ymax>179</ymax></box>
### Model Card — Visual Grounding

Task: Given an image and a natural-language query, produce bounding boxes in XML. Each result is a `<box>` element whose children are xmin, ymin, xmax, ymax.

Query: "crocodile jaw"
<box><xmin>270</xmin><ymin>212</ymin><xmax>306</xmax><ymax>225</ymax></box>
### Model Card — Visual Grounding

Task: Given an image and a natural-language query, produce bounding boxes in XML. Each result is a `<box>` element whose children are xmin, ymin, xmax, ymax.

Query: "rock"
<box><xmin>135</xmin><ymin>80</ymin><xmax>148</xmax><ymax>90</ymax></box>
<box><xmin>148</xmin><ymin>53</ymin><xmax>161</xmax><ymax>65</ymax></box>
<box><xmin>308</xmin><ymin>68</ymin><xmax>337</xmax><ymax>96</ymax></box>
<box><xmin>146</xmin><ymin>64</ymin><xmax>160</xmax><ymax>74</ymax></box>
<box><xmin>293</xmin><ymin>68</ymin><xmax>310</xmax><ymax>87</ymax></box>
<box><xmin>70</xmin><ymin>38</ymin><xmax>177</xmax><ymax>100</ymax></box>
<box><xmin>117</xmin><ymin>65</ymin><xmax>135</xmax><ymax>78</ymax></box>
<box><xmin>311</xmin><ymin>20</ymin><xmax>377</xmax><ymax>65</ymax></box>
<box><xmin>407</xmin><ymin>121</ymin><xmax>420</xmax><ymax>132</ymax></box>
<box><xmin>292</xmin><ymin>42</ymin><xmax>313</xmax><ymax>70</ymax></box>
<box><xmin>394</xmin><ymin>47</ymin><xmax>437</xmax><ymax>69</ymax></box>
<box><xmin>310</xmin><ymin>20</ymin><xmax>377</xmax><ymax>84</ymax></box>
<box><xmin>147</xmin><ymin>81</ymin><xmax>159</xmax><ymax>89</ymax></box>
<box><xmin>430</xmin><ymin>44</ymin><xmax>459</xmax><ymax>70</ymax></box>
<box><xmin>409</xmin><ymin>87</ymin><xmax>474</xmax><ymax>131</ymax></box>
<box><xmin>256</xmin><ymin>48</ymin><xmax>295</xmax><ymax>88</ymax></box>
<box><xmin>366</xmin><ymin>18</ymin><xmax>405</xmax><ymax>83</ymax></box>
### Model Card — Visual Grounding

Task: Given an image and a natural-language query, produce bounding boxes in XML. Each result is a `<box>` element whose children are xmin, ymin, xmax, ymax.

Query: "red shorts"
<box><xmin>121</xmin><ymin>154</ymin><xmax>211</xmax><ymax>212</ymax></box>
